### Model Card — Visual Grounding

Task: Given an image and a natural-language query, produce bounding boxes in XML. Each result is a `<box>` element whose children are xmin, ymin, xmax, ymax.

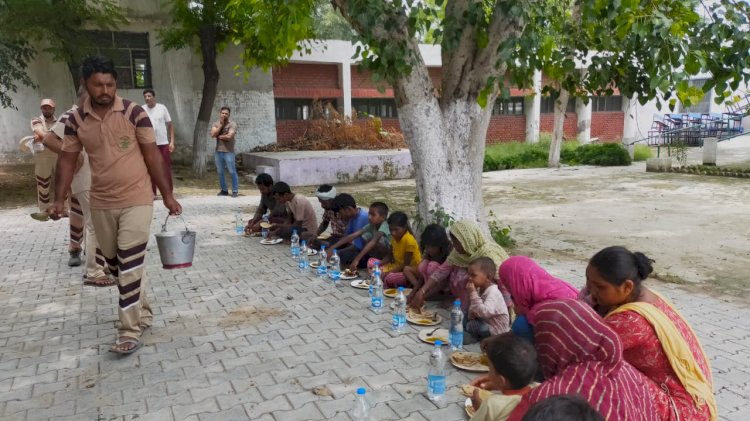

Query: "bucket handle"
<box><xmin>162</xmin><ymin>214</ymin><xmax>190</xmax><ymax>232</ymax></box>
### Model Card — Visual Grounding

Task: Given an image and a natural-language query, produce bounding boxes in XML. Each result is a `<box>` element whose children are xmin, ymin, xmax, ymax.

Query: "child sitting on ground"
<box><xmin>466</xmin><ymin>257</ymin><xmax>511</xmax><ymax>340</ymax></box>
<box><xmin>468</xmin><ymin>333</ymin><xmax>539</xmax><ymax>421</ymax></box>
<box><xmin>404</xmin><ymin>223</ymin><xmax>452</xmax><ymax>291</ymax></box>
<box><xmin>368</xmin><ymin>212</ymin><xmax>421</xmax><ymax>288</ymax></box>
<box><xmin>328</xmin><ymin>200</ymin><xmax>390</xmax><ymax>268</ymax></box>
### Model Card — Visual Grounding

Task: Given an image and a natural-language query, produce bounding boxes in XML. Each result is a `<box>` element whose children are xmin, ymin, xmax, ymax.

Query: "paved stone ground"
<box><xmin>1</xmin><ymin>194</ymin><xmax>749</xmax><ymax>421</ymax></box>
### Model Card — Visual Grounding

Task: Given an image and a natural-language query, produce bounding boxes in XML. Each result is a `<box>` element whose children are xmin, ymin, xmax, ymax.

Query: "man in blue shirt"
<box><xmin>326</xmin><ymin>193</ymin><xmax>369</xmax><ymax>266</ymax></box>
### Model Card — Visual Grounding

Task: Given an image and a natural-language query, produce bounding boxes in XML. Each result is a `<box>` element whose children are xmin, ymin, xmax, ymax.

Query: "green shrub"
<box><xmin>488</xmin><ymin>212</ymin><xmax>516</xmax><ymax>249</ymax></box>
<box><xmin>633</xmin><ymin>144</ymin><xmax>652</xmax><ymax>161</ymax></box>
<box><xmin>573</xmin><ymin>143</ymin><xmax>632</xmax><ymax>166</ymax></box>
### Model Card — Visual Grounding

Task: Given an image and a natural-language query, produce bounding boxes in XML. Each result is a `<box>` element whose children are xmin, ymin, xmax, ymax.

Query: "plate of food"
<box><xmin>260</xmin><ymin>238</ymin><xmax>283</xmax><ymax>245</ymax></box>
<box><xmin>464</xmin><ymin>397</ymin><xmax>475</xmax><ymax>417</ymax></box>
<box><xmin>384</xmin><ymin>288</ymin><xmax>412</xmax><ymax>298</ymax></box>
<box><xmin>351</xmin><ymin>279</ymin><xmax>370</xmax><ymax>289</ymax></box>
<box><xmin>259</xmin><ymin>222</ymin><xmax>272</xmax><ymax>229</ymax></box>
<box><xmin>406</xmin><ymin>307</ymin><xmax>442</xmax><ymax>326</ymax></box>
<box><xmin>450</xmin><ymin>352</ymin><xmax>490</xmax><ymax>373</ymax></box>
<box><xmin>306</xmin><ymin>248</ymin><xmax>318</xmax><ymax>256</ymax></box>
<box><xmin>243</xmin><ymin>231</ymin><xmax>260</xmax><ymax>237</ymax></box>
<box><xmin>317</xmin><ymin>232</ymin><xmax>331</xmax><ymax>240</ymax></box>
<box><xmin>417</xmin><ymin>328</ymin><xmax>448</xmax><ymax>345</ymax></box>
<box><xmin>340</xmin><ymin>268</ymin><xmax>359</xmax><ymax>280</ymax></box>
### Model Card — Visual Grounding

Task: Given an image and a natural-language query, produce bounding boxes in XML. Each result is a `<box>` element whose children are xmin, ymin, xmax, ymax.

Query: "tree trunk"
<box><xmin>193</xmin><ymin>28</ymin><xmax>220</xmax><ymax>178</ymax></box>
<box><xmin>393</xmin><ymin>63</ymin><xmax>493</xmax><ymax>231</ymax></box>
<box><xmin>549</xmin><ymin>89</ymin><xmax>570</xmax><ymax>167</ymax></box>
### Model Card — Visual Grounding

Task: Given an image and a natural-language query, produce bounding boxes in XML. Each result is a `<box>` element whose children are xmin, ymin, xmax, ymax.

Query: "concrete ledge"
<box><xmin>241</xmin><ymin>149</ymin><xmax>414</xmax><ymax>186</ymax></box>
<box><xmin>646</xmin><ymin>157</ymin><xmax>672</xmax><ymax>172</ymax></box>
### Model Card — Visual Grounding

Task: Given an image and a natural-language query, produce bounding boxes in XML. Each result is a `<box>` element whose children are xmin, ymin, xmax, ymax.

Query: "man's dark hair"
<box><xmin>317</xmin><ymin>184</ymin><xmax>334</xmax><ymax>193</ymax></box>
<box><xmin>369</xmin><ymin>201</ymin><xmax>388</xmax><ymax>217</ymax></box>
<box><xmin>255</xmin><ymin>173</ymin><xmax>274</xmax><ymax>187</ymax></box>
<box><xmin>221</xmin><ymin>106</ymin><xmax>231</xmax><ymax>114</ymax></box>
<box><xmin>271</xmin><ymin>181</ymin><xmax>292</xmax><ymax>195</ymax></box>
<box><xmin>483</xmin><ymin>333</ymin><xmax>537</xmax><ymax>389</ymax></box>
<box><xmin>143</xmin><ymin>89</ymin><xmax>156</xmax><ymax>97</ymax></box>
<box><xmin>522</xmin><ymin>395</ymin><xmax>605</xmax><ymax>421</ymax></box>
<box><xmin>334</xmin><ymin>193</ymin><xmax>357</xmax><ymax>210</ymax></box>
<box><xmin>81</xmin><ymin>55</ymin><xmax>118</xmax><ymax>81</ymax></box>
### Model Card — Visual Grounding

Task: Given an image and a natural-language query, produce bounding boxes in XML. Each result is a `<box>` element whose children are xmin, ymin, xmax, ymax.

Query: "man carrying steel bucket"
<box><xmin>48</xmin><ymin>55</ymin><xmax>182</xmax><ymax>355</ymax></box>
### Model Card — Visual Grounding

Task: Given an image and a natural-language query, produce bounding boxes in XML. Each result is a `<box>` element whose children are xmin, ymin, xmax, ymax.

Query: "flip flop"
<box><xmin>83</xmin><ymin>276</ymin><xmax>117</xmax><ymax>287</ymax></box>
<box><xmin>109</xmin><ymin>338</ymin><xmax>143</xmax><ymax>355</ymax></box>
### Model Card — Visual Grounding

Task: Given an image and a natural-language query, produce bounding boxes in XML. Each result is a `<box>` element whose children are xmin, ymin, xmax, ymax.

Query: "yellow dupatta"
<box><xmin>606</xmin><ymin>290</ymin><xmax>717</xmax><ymax>421</ymax></box>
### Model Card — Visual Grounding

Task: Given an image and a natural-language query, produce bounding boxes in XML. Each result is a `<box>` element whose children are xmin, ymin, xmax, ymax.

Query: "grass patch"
<box><xmin>652</xmin><ymin>272</ymin><xmax>688</xmax><ymax>285</ymax></box>
<box><xmin>633</xmin><ymin>145</ymin><xmax>653</xmax><ymax>161</ymax></box>
<box><xmin>484</xmin><ymin>138</ymin><xmax>631</xmax><ymax>171</ymax></box>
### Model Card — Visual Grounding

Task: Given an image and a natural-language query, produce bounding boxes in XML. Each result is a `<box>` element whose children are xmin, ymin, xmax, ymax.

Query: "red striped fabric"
<box><xmin>509</xmin><ymin>299</ymin><xmax>660</xmax><ymax>421</ymax></box>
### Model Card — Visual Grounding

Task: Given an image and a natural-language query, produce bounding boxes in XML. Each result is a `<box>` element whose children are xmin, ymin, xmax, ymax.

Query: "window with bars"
<box><xmin>540</xmin><ymin>96</ymin><xmax>576</xmax><ymax>113</ymax></box>
<box><xmin>492</xmin><ymin>97</ymin><xmax>525</xmax><ymax>115</ymax></box>
<box><xmin>275</xmin><ymin>99</ymin><xmax>338</xmax><ymax>120</ymax></box>
<box><xmin>591</xmin><ymin>95</ymin><xmax>623</xmax><ymax>112</ymax></box>
<box><xmin>78</xmin><ymin>31</ymin><xmax>152</xmax><ymax>89</ymax></box>
<box><xmin>352</xmin><ymin>98</ymin><xmax>398</xmax><ymax>118</ymax></box>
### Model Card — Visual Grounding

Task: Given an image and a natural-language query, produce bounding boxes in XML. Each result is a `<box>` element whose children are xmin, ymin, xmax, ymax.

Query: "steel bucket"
<box><xmin>155</xmin><ymin>214</ymin><xmax>196</xmax><ymax>269</ymax></box>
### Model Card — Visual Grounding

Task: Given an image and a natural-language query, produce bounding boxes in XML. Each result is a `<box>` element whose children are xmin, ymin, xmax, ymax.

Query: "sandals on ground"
<box><xmin>109</xmin><ymin>337</ymin><xmax>143</xmax><ymax>355</ymax></box>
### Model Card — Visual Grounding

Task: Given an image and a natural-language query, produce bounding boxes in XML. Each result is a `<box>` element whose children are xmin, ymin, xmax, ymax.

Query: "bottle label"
<box><xmin>428</xmin><ymin>374</ymin><xmax>446</xmax><ymax>395</ymax></box>
<box><xmin>291</xmin><ymin>246</ymin><xmax>300</xmax><ymax>256</ymax></box>
<box><xmin>391</xmin><ymin>314</ymin><xmax>405</xmax><ymax>329</ymax></box>
<box><xmin>371</xmin><ymin>297</ymin><xmax>382</xmax><ymax>308</ymax></box>
<box><xmin>298</xmin><ymin>260</ymin><xmax>307</xmax><ymax>269</ymax></box>
<box><xmin>317</xmin><ymin>266</ymin><xmax>327</xmax><ymax>275</ymax></box>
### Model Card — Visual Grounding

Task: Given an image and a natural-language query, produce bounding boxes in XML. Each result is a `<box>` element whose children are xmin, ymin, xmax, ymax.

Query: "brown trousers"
<box><xmin>91</xmin><ymin>205</ymin><xmax>154</xmax><ymax>339</ymax></box>
<box><xmin>34</xmin><ymin>148</ymin><xmax>57</xmax><ymax>212</ymax></box>
<box><xmin>71</xmin><ymin>191</ymin><xmax>106</xmax><ymax>279</ymax></box>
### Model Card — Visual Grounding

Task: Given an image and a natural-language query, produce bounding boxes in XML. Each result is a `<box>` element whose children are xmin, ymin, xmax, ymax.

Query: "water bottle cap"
<box><xmin>301</xmin><ymin>240</ymin><xmax>306</xmax><ymax>245</ymax></box>
<box><xmin>454</xmin><ymin>300</ymin><xmax>461</xmax><ymax>306</ymax></box>
<box><xmin>398</xmin><ymin>287</ymin><xmax>404</xmax><ymax>291</ymax></box>
<box><xmin>356</xmin><ymin>387</ymin><xmax>366</xmax><ymax>395</ymax></box>
<box><xmin>434</xmin><ymin>340</ymin><xmax>443</xmax><ymax>346</ymax></box>
<box><xmin>333</xmin><ymin>248</ymin><xmax>337</xmax><ymax>253</ymax></box>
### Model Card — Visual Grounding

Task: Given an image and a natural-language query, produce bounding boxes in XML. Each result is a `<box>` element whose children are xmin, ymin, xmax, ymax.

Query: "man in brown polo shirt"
<box><xmin>48</xmin><ymin>55</ymin><xmax>182</xmax><ymax>355</ymax></box>
<box><xmin>210</xmin><ymin>106</ymin><xmax>239</xmax><ymax>197</ymax></box>
<box><xmin>31</xmin><ymin>98</ymin><xmax>58</xmax><ymax>211</ymax></box>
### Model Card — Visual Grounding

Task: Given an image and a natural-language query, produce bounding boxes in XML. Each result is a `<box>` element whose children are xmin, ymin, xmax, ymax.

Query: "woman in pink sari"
<box><xmin>508</xmin><ymin>299</ymin><xmax>659</xmax><ymax>421</ymax></box>
<box><xmin>586</xmin><ymin>246</ymin><xmax>716</xmax><ymax>421</ymax></box>
<box><xmin>498</xmin><ymin>256</ymin><xmax>579</xmax><ymax>343</ymax></box>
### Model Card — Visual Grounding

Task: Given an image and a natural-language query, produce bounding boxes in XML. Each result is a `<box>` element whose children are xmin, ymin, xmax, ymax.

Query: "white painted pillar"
<box><xmin>576</xmin><ymin>97</ymin><xmax>592</xmax><ymax>144</ymax></box>
<box><xmin>338</xmin><ymin>62</ymin><xmax>352</xmax><ymax>117</ymax></box>
<box><xmin>525</xmin><ymin>70</ymin><xmax>542</xmax><ymax>143</ymax></box>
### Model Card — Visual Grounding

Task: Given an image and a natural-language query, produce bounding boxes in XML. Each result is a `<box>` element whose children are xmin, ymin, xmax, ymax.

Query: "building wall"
<box><xmin>486</xmin><ymin>115</ymin><xmax>527</xmax><ymax>143</ymax></box>
<box><xmin>273</xmin><ymin>63</ymin><xmax>341</xmax><ymax>98</ymax></box>
<box><xmin>0</xmin><ymin>7</ymin><xmax>275</xmax><ymax>161</ymax></box>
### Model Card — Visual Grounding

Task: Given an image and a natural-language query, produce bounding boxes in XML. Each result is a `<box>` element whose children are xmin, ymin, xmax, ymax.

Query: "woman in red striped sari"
<box><xmin>508</xmin><ymin>299</ymin><xmax>659</xmax><ymax>421</ymax></box>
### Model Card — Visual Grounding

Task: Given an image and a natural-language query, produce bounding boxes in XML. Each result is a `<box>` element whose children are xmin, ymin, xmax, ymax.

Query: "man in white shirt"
<box><xmin>143</xmin><ymin>89</ymin><xmax>175</xmax><ymax>196</ymax></box>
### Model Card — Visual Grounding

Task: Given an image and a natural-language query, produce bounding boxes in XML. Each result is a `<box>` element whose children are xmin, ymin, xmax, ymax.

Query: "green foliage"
<box><xmin>313</xmin><ymin>2</ymin><xmax>354</xmax><ymax>41</ymax></box>
<box><xmin>488</xmin><ymin>211</ymin><xmax>516</xmax><ymax>249</ymax></box>
<box><xmin>484</xmin><ymin>140</ymin><xmax>631</xmax><ymax>171</ymax></box>
<box><xmin>569</xmin><ymin>144</ymin><xmax>632</xmax><ymax>166</ymax></box>
<box><xmin>633</xmin><ymin>145</ymin><xmax>653</xmax><ymax>161</ymax></box>
<box><xmin>0</xmin><ymin>35</ymin><xmax>35</xmax><ymax>109</ymax></box>
<box><xmin>669</xmin><ymin>140</ymin><xmax>689</xmax><ymax>167</ymax></box>
<box><xmin>0</xmin><ymin>0</ymin><xmax>125</xmax><ymax>108</ymax></box>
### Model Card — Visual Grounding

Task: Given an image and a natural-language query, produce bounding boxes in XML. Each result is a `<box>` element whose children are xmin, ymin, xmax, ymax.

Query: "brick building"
<box><xmin>273</xmin><ymin>41</ymin><xmax>626</xmax><ymax>145</ymax></box>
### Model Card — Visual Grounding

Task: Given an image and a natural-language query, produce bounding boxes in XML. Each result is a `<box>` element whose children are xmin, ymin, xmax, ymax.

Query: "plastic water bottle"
<box><xmin>352</xmin><ymin>387</ymin><xmax>371</xmax><ymax>421</ymax></box>
<box><xmin>427</xmin><ymin>340</ymin><xmax>447</xmax><ymax>403</ymax></box>
<box><xmin>370</xmin><ymin>262</ymin><xmax>380</xmax><ymax>298</ymax></box>
<box><xmin>234</xmin><ymin>208</ymin><xmax>243</xmax><ymax>235</ymax></box>
<box><xmin>449</xmin><ymin>300</ymin><xmax>464</xmax><ymax>351</ymax></box>
<box><xmin>290</xmin><ymin>229</ymin><xmax>300</xmax><ymax>260</ymax></box>
<box><xmin>329</xmin><ymin>249</ymin><xmax>341</xmax><ymax>284</ymax></box>
<box><xmin>371</xmin><ymin>270</ymin><xmax>383</xmax><ymax>314</ymax></box>
<box><xmin>261</xmin><ymin>214</ymin><xmax>270</xmax><ymax>239</ymax></box>
<box><xmin>298</xmin><ymin>240</ymin><xmax>309</xmax><ymax>272</ymax></box>
<box><xmin>391</xmin><ymin>287</ymin><xmax>407</xmax><ymax>332</ymax></box>
<box><xmin>317</xmin><ymin>246</ymin><xmax>328</xmax><ymax>278</ymax></box>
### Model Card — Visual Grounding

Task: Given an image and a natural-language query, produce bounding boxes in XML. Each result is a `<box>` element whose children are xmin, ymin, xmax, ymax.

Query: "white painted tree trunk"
<box><xmin>393</xmin><ymin>67</ymin><xmax>493</xmax><ymax>230</ymax></box>
<box><xmin>549</xmin><ymin>89</ymin><xmax>570</xmax><ymax>167</ymax></box>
